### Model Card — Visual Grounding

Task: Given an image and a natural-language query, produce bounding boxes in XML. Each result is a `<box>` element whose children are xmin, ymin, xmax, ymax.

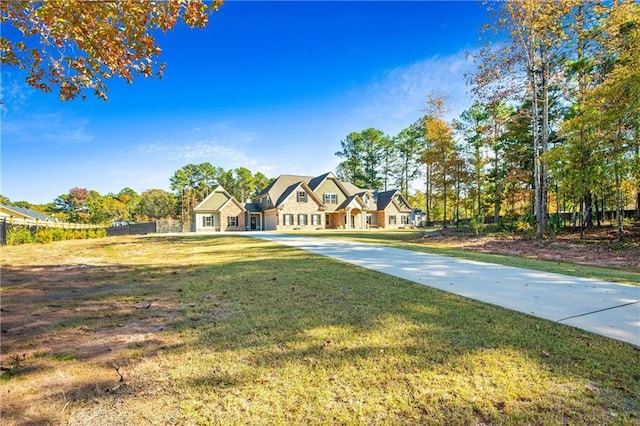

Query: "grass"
<box><xmin>284</xmin><ymin>229</ymin><xmax>640</xmax><ymax>285</ymax></box>
<box><xmin>0</xmin><ymin>234</ymin><xmax>638</xmax><ymax>425</ymax></box>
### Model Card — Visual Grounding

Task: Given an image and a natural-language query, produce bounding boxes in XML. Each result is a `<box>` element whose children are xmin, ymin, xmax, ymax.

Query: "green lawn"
<box><xmin>1</xmin><ymin>234</ymin><xmax>638</xmax><ymax>425</ymax></box>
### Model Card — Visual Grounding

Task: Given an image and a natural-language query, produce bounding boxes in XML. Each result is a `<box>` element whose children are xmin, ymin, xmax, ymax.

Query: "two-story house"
<box><xmin>193</xmin><ymin>172</ymin><xmax>412</xmax><ymax>232</ymax></box>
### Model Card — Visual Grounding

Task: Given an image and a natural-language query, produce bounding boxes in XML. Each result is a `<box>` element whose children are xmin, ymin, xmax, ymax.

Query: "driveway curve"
<box><xmin>248</xmin><ymin>233</ymin><xmax>640</xmax><ymax>346</ymax></box>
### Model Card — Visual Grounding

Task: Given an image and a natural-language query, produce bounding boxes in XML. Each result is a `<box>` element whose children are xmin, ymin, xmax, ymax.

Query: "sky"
<box><xmin>1</xmin><ymin>1</ymin><xmax>491</xmax><ymax>205</ymax></box>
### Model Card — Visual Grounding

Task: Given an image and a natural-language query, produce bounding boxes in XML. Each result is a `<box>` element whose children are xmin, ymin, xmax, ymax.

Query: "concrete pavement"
<box><xmin>248</xmin><ymin>233</ymin><xmax>640</xmax><ymax>346</ymax></box>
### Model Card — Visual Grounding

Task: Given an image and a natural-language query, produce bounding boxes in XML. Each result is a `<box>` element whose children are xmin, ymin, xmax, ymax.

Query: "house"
<box><xmin>0</xmin><ymin>203</ymin><xmax>57</xmax><ymax>223</ymax></box>
<box><xmin>193</xmin><ymin>173</ymin><xmax>413</xmax><ymax>232</ymax></box>
<box><xmin>193</xmin><ymin>186</ymin><xmax>246</xmax><ymax>232</ymax></box>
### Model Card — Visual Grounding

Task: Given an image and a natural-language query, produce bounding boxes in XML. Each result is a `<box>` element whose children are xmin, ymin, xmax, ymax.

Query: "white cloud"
<box><xmin>1</xmin><ymin>112</ymin><xmax>93</xmax><ymax>145</ymax></box>
<box><xmin>351</xmin><ymin>50</ymin><xmax>476</xmax><ymax>135</ymax></box>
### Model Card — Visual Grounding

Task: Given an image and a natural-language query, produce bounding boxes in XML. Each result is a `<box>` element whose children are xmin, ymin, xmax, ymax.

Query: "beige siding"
<box><xmin>220</xmin><ymin>203</ymin><xmax>245</xmax><ymax>231</ymax></box>
<box><xmin>380</xmin><ymin>203</ymin><xmax>411</xmax><ymax>229</ymax></box>
<box><xmin>276</xmin><ymin>189</ymin><xmax>324</xmax><ymax>230</ymax></box>
<box><xmin>315</xmin><ymin>179</ymin><xmax>347</xmax><ymax>212</ymax></box>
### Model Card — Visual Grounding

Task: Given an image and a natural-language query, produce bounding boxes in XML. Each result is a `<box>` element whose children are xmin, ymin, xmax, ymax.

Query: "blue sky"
<box><xmin>1</xmin><ymin>1</ymin><xmax>490</xmax><ymax>204</ymax></box>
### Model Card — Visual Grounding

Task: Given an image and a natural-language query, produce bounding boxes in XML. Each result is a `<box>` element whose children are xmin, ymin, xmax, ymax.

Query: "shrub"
<box><xmin>34</xmin><ymin>228</ymin><xmax>55</xmax><ymax>244</ymax></box>
<box><xmin>6</xmin><ymin>226</ymin><xmax>33</xmax><ymax>245</ymax></box>
<box><xmin>547</xmin><ymin>213</ymin><xmax>562</xmax><ymax>235</ymax></box>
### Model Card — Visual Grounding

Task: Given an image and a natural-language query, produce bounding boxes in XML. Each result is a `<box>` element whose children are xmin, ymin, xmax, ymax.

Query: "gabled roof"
<box><xmin>337</xmin><ymin>194</ymin><xmax>367</xmax><ymax>210</ymax></box>
<box><xmin>275</xmin><ymin>181</ymin><xmax>325</xmax><ymax>209</ymax></box>
<box><xmin>374</xmin><ymin>190</ymin><xmax>412</xmax><ymax>212</ymax></box>
<box><xmin>307</xmin><ymin>172</ymin><xmax>335</xmax><ymax>191</ymax></box>
<box><xmin>193</xmin><ymin>186</ymin><xmax>245</xmax><ymax>212</ymax></box>
<box><xmin>340</xmin><ymin>181</ymin><xmax>365</xmax><ymax>196</ymax></box>
<box><xmin>251</xmin><ymin>172</ymin><xmax>411</xmax><ymax>213</ymax></box>
<box><xmin>0</xmin><ymin>203</ymin><xmax>56</xmax><ymax>222</ymax></box>
<box><xmin>255</xmin><ymin>174</ymin><xmax>310</xmax><ymax>201</ymax></box>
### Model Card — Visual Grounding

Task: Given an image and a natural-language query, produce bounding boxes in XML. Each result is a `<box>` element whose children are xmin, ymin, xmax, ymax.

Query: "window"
<box><xmin>297</xmin><ymin>191</ymin><xmax>308</xmax><ymax>203</ymax></box>
<box><xmin>388</xmin><ymin>215</ymin><xmax>397</xmax><ymax>225</ymax></box>
<box><xmin>326</xmin><ymin>215</ymin><xmax>330</xmax><ymax>226</ymax></box>
<box><xmin>283</xmin><ymin>214</ymin><xmax>293</xmax><ymax>226</ymax></box>
<box><xmin>363</xmin><ymin>194</ymin><xmax>369</xmax><ymax>205</ymax></box>
<box><xmin>395</xmin><ymin>195</ymin><xmax>409</xmax><ymax>210</ymax></box>
<box><xmin>298</xmin><ymin>214</ymin><xmax>308</xmax><ymax>225</ymax></box>
<box><xmin>311</xmin><ymin>214</ymin><xmax>321</xmax><ymax>226</ymax></box>
<box><xmin>228</xmin><ymin>216</ymin><xmax>238</xmax><ymax>227</ymax></box>
<box><xmin>324</xmin><ymin>193</ymin><xmax>337</xmax><ymax>204</ymax></box>
<box><xmin>401</xmin><ymin>215</ymin><xmax>410</xmax><ymax>225</ymax></box>
<box><xmin>203</xmin><ymin>216</ymin><xmax>213</xmax><ymax>227</ymax></box>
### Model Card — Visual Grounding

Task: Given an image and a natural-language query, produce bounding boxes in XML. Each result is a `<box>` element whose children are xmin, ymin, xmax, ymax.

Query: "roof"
<box><xmin>373</xmin><ymin>190</ymin><xmax>397</xmax><ymax>210</ymax></box>
<box><xmin>244</xmin><ymin>203</ymin><xmax>262</xmax><ymax>213</ymax></box>
<box><xmin>0</xmin><ymin>203</ymin><xmax>56</xmax><ymax>222</ymax></box>
<box><xmin>251</xmin><ymin>172</ymin><xmax>411</xmax><ymax>212</ymax></box>
<box><xmin>193</xmin><ymin>186</ymin><xmax>245</xmax><ymax>212</ymax></box>
<box><xmin>374</xmin><ymin>190</ymin><xmax>412</xmax><ymax>212</ymax></box>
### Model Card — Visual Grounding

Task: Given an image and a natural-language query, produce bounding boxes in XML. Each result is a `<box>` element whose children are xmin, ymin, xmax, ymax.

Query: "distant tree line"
<box><xmin>0</xmin><ymin>164</ymin><xmax>273</xmax><ymax>225</ymax></box>
<box><xmin>334</xmin><ymin>0</ymin><xmax>639</xmax><ymax>240</ymax></box>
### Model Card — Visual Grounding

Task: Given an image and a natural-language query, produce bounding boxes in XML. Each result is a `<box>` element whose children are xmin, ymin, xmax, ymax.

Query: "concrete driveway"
<box><xmin>248</xmin><ymin>233</ymin><xmax>640</xmax><ymax>346</ymax></box>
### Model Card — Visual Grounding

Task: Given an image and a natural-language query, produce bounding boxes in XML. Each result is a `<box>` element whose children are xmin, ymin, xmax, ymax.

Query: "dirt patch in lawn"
<box><xmin>0</xmin><ymin>261</ymin><xmax>187</xmax><ymax>368</ymax></box>
<box><xmin>417</xmin><ymin>226</ymin><xmax>640</xmax><ymax>273</ymax></box>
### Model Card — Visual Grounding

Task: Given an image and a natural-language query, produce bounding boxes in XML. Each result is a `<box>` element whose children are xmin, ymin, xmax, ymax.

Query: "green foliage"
<box><xmin>4</xmin><ymin>225</ymin><xmax>107</xmax><ymax>245</ymax></box>
<box><xmin>6</xmin><ymin>226</ymin><xmax>33</xmax><ymax>245</ymax></box>
<box><xmin>470</xmin><ymin>215</ymin><xmax>484</xmax><ymax>237</ymax></box>
<box><xmin>51</xmin><ymin>353</ymin><xmax>76</xmax><ymax>362</ymax></box>
<box><xmin>547</xmin><ymin>213</ymin><xmax>563</xmax><ymax>236</ymax></box>
<box><xmin>34</xmin><ymin>228</ymin><xmax>55</xmax><ymax>244</ymax></box>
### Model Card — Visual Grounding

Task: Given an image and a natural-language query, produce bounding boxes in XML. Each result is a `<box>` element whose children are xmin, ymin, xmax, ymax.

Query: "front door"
<box><xmin>250</xmin><ymin>216</ymin><xmax>257</xmax><ymax>230</ymax></box>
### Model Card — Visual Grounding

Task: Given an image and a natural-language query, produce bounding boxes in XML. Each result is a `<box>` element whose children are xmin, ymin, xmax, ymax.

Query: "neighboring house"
<box><xmin>0</xmin><ymin>203</ymin><xmax>57</xmax><ymax>223</ymax></box>
<box><xmin>192</xmin><ymin>172</ymin><xmax>412</xmax><ymax>232</ymax></box>
<box><xmin>193</xmin><ymin>186</ymin><xmax>246</xmax><ymax>232</ymax></box>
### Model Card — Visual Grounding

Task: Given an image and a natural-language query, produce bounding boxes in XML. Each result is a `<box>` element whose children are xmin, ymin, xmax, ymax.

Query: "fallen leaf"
<box><xmin>328</xmin><ymin>374</ymin><xmax>338</xmax><ymax>381</ymax></box>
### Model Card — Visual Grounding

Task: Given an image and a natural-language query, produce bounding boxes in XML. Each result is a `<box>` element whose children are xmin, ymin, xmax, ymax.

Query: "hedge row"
<box><xmin>5</xmin><ymin>225</ymin><xmax>108</xmax><ymax>245</ymax></box>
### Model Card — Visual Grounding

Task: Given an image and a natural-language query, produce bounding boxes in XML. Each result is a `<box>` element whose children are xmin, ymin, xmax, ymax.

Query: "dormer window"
<box><xmin>323</xmin><ymin>193</ymin><xmax>338</xmax><ymax>204</ymax></box>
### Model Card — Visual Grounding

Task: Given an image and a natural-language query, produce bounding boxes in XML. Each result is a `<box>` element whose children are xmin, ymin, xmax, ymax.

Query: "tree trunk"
<box><xmin>442</xmin><ymin>171</ymin><xmax>447</xmax><ymax>229</ymax></box>
<box><xmin>615</xmin><ymin>163</ymin><xmax>624</xmax><ymax>242</ymax></box>
<box><xmin>425</xmin><ymin>164</ymin><xmax>431</xmax><ymax>224</ymax></box>
<box><xmin>584</xmin><ymin>191</ymin><xmax>594</xmax><ymax>229</ymax></box>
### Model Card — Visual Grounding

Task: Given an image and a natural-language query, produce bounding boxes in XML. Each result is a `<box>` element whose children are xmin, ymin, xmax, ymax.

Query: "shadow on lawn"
<box><xmin>1</xmin><ymin>234</ymin><xmax>638</xmax><ymax>424</ymax></box>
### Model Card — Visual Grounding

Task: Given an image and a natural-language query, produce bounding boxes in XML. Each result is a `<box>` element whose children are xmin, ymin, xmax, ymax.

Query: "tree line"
<box><xmin>335</xmin><ymin>0</ymin><xmax>639</xmax><ymax>240</ymax></box>
<box><xmin>0</xmin><ymin>165</ymin><xmax>273</xmax><ymax>225</ymax></box>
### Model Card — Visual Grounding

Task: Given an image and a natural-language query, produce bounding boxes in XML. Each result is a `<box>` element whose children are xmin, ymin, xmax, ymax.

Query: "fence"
<box><xmin>0</xmin><ymin>216</ymin><xmax>104</xmax><ymax>245</ymax></box>
<box><xmin>106</xmin><ymin>222</ymin><xmax>157</xmax><ymax>236</ymax></box>
<box><xmin>0</xmin><ymin>217</ymin><xmax>164</xmax><ymax>245</ymax></box>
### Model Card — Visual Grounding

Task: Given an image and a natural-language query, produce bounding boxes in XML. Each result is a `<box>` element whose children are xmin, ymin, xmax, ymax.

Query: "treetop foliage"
<box><xmin>0</xmin><ymin>0</ymin><xmax>223</xmax><ymax>101</ymax></box>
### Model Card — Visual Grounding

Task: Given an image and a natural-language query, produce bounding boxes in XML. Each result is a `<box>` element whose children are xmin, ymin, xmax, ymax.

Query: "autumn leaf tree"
<box><xmin>421</xmin><ymin>94</ymin><xmax>458</xmax><ymax>228</ymax></box>
<box><xmin>472</xmin><ymin>0</ymin><xmax>576</xmax><ymax>238</ymax></box>
<box><xmin>1</xmin><ymin>0</ymin><xmax>223</xmax><ymax>101</ymax></box>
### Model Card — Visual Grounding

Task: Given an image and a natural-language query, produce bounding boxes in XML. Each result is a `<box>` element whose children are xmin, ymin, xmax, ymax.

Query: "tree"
<box><xmin>456</xmin><ymin>102</ymin><xmax>489</xmax><ymax>217</ymax></box>
<box><xmin>136</xmin><ymin>189</ymin><xmax>176</xmax><ymax>220</ymax></box>
<box><xmin>586</xmin><ymin>0</ymin><xmax>640</xmax><ymax>240</ymax></box>
<box><xmin>335</xmin><ymin>131</ymin><xmax>365</xmax><ymax>187</ymax></box>
<box><xmin>473</xmin><ymin>0</ymin><xmax>576</xmax><ymax>237</ymax></box>
<box><xmin>54</xmin><ymin>187</ymin><xmax>90</xmax><ymax>222</ymax></box>
<box><xmin>421</xmin><ymin>94</ymin><xmax>457</xmax><ymax>228</ymax></box>
<box><xmin>393</xmin><ymin>120</ymin><xmax>424</xmax><ymax>199</ymax></box>
<box><xmin>170</xmin><ymin>163</ymin><xmax>209</xmax><ymax>227</ymax></box>
<box><xmin>1</xmin><ymin>0</ymin><xmax>223</xmax><ymax>101</ymax></box>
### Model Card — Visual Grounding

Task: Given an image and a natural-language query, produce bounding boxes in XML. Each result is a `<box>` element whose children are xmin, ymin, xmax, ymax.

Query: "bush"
<box><xmin>6</xmin><ymin>226</ymin><xmax>33</xmax><ymax>245</ymax></box>
<box><xmin>547</xmin><ymin>213</ymin><xmax>562</xmax><ymax>235</ymax></box>
<box><xmin>34</xmin><ymin>228</ymin><xmax>55</xmax><ymax>244</ymax></box>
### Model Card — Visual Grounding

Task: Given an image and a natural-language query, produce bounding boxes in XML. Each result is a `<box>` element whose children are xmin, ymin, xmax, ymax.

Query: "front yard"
<box><xmin>1</xmin><ymin>235</ymin><xmax>638</xmax><ymax>424</ymax></box>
